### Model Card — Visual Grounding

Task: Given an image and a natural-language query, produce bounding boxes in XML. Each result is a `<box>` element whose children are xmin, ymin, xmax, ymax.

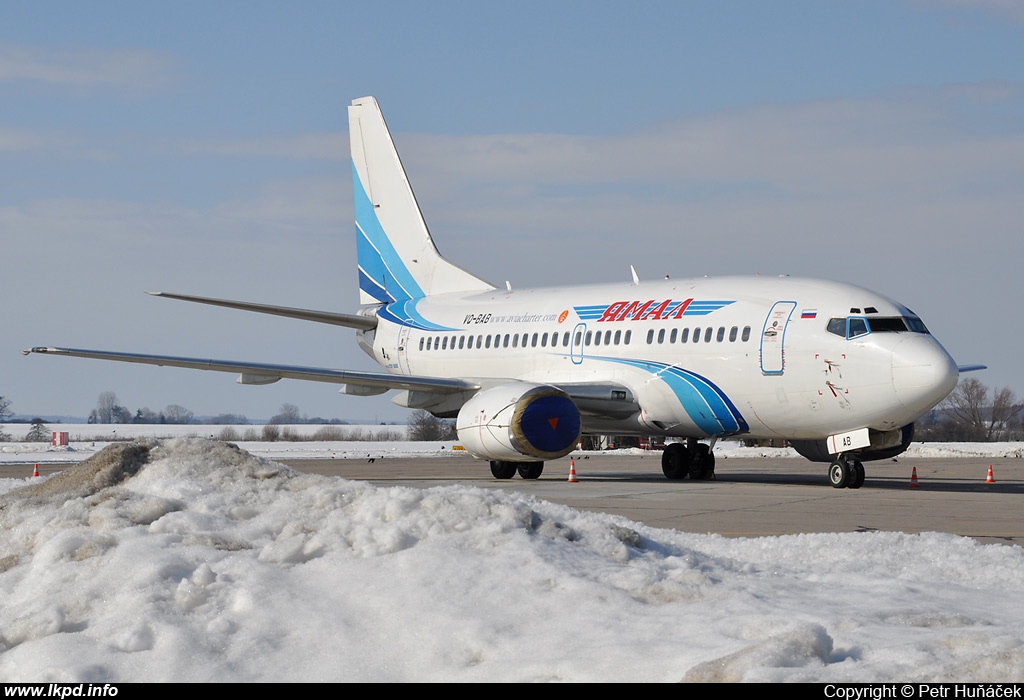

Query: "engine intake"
<box><xmin>456</xmin><ymin>383</ymin><xmax>581</xmax><ymax>461</ymax></box>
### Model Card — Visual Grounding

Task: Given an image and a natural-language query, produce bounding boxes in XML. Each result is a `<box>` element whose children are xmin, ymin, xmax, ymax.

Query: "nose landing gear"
<box><xmin>828</xmin><ymin>455</ymin><xmax>865</xmax><ymax>489</ymax></box>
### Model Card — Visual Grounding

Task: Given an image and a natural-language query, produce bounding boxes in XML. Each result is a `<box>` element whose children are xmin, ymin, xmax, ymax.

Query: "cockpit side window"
<box><xmin>847</xmin><ymin>317</ymin><xmax>870</xmax><ymax>338</ymax></box>
<box><xmin>904</xmin><ymin>316</ymin><xmax>930</xmax><ymax>334</ymax></box>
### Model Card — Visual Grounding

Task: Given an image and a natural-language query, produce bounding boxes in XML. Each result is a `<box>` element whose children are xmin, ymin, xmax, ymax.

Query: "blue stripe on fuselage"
<box><xmin>596</xmin><ymin>357</ymin><xmax>748</xmax><ymax>436</ymax></box>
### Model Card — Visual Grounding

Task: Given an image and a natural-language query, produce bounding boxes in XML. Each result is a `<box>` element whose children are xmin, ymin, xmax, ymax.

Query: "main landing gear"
<box><xmin>490</xmin><ymin>460</ymin><xmax>544</xmax><ymax>480</ymax></box>
<box><xmin>828</xmin><ymin>455</ymin><xmax>865</xmax><ymax>489</ymax></box>
<box><xmin>662</xmin><ymin>439</ymin><xmax>716</xmax><ymax>481</ymax></box>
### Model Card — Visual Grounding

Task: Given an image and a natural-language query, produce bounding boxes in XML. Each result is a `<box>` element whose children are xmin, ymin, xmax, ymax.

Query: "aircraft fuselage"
<box><xmin>364</xmin><ymin>274</ymin><xmax>958</xmax><ymax>442</ymax></box>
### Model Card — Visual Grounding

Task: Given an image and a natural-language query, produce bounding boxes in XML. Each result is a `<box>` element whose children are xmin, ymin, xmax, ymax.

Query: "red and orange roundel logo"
<box><xmin>558</xmin><ymin>309</ymin><xmax>569</xmax><ymax>324</ymax></box>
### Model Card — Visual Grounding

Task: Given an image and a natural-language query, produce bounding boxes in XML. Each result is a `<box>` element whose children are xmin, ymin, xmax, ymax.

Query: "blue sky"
<box><xmin>3</xmin><ymin>1</ymin><xmax>1023</xmax><ymax>422</ymax></box>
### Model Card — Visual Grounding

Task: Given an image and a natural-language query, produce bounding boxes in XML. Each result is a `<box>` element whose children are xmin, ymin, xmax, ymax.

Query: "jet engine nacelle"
<box><xmin>790</xmin><ymin>424</ymin><xmax>915</xmax><ymax>463</ymax></box>
<box><xmin>456</xmin><ymin>382</ymin><xmax>582</xmax><ymax>462</ymax></box>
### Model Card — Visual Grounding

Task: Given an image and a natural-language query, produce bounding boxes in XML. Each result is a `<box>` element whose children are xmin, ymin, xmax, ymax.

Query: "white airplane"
<box><xmin>25</xmin><ymin>96</ymin><xmax>981</xmax><ymax>489</ymax></box>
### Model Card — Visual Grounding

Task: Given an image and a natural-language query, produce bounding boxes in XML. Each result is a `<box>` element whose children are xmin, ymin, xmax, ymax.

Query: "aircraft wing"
<box><xmin>147</xmin><ymin>292</ymin><xmax>378</xmax><ymax>331</ymax></box>
<box><xmin>23</xmin><ymin>346</ymin><xmax>641</xmax><ymax>420</ymax></box>
<box><xmin>22</xmin><ymin>346</ymin><xmax>477</xmax><ymax>395</ymax></box>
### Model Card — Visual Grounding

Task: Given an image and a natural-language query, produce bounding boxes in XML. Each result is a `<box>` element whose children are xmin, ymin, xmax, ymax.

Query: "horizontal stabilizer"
<box><xmin>957</xmin><ymin>364</ymin><xmax>987</xmax><ymax>373</ymax></box>
<box><xmin>148</xmin><ymin>292</ymin><xmax>377</xmax><ymax>331</ymax></box>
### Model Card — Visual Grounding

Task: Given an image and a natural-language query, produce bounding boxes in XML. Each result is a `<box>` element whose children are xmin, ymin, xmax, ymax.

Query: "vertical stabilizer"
<box><xmin>349</xmin><ymin>96</ymin><xmax>495</xmax><ymax>305</ymax></box>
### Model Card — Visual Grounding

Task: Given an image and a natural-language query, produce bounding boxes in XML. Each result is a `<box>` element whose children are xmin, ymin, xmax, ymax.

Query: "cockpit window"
<box><xmin>868</xmin><ymin>316</ymin><xmax>930</xmax><ymax>334</ymax></box>
<box><xmin>904</xmin><ymin>316</ymin><xmax>929</xmax><ymax>334</ymax></box>
<box><xmin>867</xmin><ymin>317</ymin><xmax>906</xmax><ymax>333</ymax></box>
<box><xmin>847</xmin><ymin>318</ymin><xmax>870</xmax><ymax>338</ymax></box>
<box><xmin>826</xmin><ymin>315</ymin><xmax>931</xmax><ymax>339</ymax></box>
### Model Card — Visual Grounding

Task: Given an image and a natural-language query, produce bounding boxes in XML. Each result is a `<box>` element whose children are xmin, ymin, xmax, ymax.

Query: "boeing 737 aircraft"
<box><xmin>25</xmin><ymin>96</ymin><xmax>980</xmax><ymax>489</ymax></box>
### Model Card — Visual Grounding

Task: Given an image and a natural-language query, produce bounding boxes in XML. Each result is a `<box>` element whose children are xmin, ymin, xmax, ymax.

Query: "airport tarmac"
<box><xmin>280</xmin><ymin>454</ymin><xmax>1024</xmax><ymax>545</ymax></box>
<box><xmin>5</xmin><ymin>453</ymin><xmax>1020</xmax><ymax>545</ymax></box>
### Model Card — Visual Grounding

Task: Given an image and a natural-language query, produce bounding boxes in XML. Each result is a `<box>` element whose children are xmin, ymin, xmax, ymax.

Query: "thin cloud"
<box><xmin>0</xmin><ymin>43</ymin><xmax>178</xmax><ymax>91</ymax></box>
<box><xmin>183</xmin><ymin>132</ymin><xmax>346</xmax><ymax>160</ymax></box>
<box><xmin>929</xmin><ymin>0</ymin><xmax>1024</xmax><ymax>25</ymax></box>
<box><xmin>0</xmin><ymin>126</ymin><xmax>44</xmax><ymax>151</ymax></box>
<box><xmin>398</xmin><ymin>91</ymin><xmax>1024</xmax><ymax>211</ymax></box>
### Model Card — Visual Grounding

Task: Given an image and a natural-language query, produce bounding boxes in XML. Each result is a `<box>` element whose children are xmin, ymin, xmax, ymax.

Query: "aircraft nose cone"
<box><xmin>891</xmin><ymin>337</ymin><xmax>958</xmax><ymax>413</ymax></box>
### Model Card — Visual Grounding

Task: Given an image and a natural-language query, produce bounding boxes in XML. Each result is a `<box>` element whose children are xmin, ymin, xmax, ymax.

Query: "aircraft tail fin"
<box><xmin>349</xmin><ymin>96</ymin><xmax>494</xmax><ymax>305</ymax></box>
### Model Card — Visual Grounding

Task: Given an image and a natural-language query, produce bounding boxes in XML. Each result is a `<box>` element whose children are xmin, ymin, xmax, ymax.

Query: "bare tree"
<box><xmin>163</xmin><ymin>404</ymin><xmax>195</xmax><ymax>425</ymax></box>
<box><xmin>94</xmin><ymin>391</ymin><xmax>117</xmax><ymax>424</ymax></box>
<box><xmin>0</xmin><ymin>395</ymin><xmax>12</xmax><ymax>441</ymax></box>
<box><xmin>133</xmin><ymin>407</ymin><xmax>163</xmax><ymax>424</ymax></box>
<box><xmin>407</xmin><ymin>410</ymin><xmax>456</xmax><ymax>441</ymax></box>
<box><xmin>941</xmin><ymin>378</ymin><xmax>1023</xmax><ymax>441</ymax></box>
<box><xmin>942</xmin><ymin>378</ymin><xmax>987</xmax><ymax>441</ymax></box>
<box><xmin>270</xmin><ymin>403</ymin><xmax>302</xmax><ymax>424</ymax></box>
<box><xmin>989</xmin><ymin>386</ymin><xmax>1023</xmax><ymax>441</ymax></box>
<box><xmin>92</xmin><ymin>391</ymin><xmax>130</xmax><ymax>424</ymax></box>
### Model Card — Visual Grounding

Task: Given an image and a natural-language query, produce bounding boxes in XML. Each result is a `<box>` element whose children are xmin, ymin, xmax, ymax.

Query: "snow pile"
<box><xmin>2</xmin><ymin>439</ymin><xmax>1024</xmax><ymax>682</ymax></box>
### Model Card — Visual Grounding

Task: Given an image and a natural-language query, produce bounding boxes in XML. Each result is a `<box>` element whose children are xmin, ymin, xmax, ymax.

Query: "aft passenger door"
<box><xmin>760</xmin><ymin>301</ymin><xmax>797</xmax><ymax>375</ymax></box>
<box><xmin>396</xmin><ymin>326</ymin><xmax>412</xmax><ymax>374</ymax></box>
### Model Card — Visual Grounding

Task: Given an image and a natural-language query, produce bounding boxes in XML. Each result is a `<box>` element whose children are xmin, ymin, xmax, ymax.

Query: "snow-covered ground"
<box><xmin>2</xmin><ymin>432</ymin><xmax>1024</xmax><ymax>681</ymax></box>
<box><xmin>3</xmin><ymin>423</ymin><xmax>1023</xmax><ymax>463</ymax></box>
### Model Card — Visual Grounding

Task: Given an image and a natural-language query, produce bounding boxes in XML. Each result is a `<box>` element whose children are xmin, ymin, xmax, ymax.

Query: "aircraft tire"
<box><xmin>517</xmin><ymin>462</ymin><xmax>544</xmax><ymax>479</ymax></box>
<box><xmin>847</xmin><ymin>460</ymin><xmax>865</xmax><ymax>489</ymax></box>
<box><xmin>490</xmin><ymin>460</ymin><xmax>518</xmax><ymax>479</ymax></box>
<box><xmin>690</xmin><ymin>444</ymin><xmax>714</xmax><ymax>480</ymax></box>
<box><xmin>662</xmin><ymin>443</ymin><xmax>690</xmax><ymax>480</ymax></box>
<box><xmin>828</xmin><ymin>461</ymin><xmax>849</xmax><ymax>489</ymax></box>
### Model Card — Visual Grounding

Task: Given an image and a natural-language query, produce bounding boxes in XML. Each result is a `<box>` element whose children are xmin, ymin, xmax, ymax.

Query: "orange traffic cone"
<box><xmin>32</xmin><ymin>463</ymin><xmax>39</xmax><ymax>478</ymax></box>
<box><xmin>909</xmin><ymin>466</ymin><xmax>920</xmax><ymax>488</ymax></box>
<box><xmin>986</xmin><ymin>464</ymin><xmax>996</xmax><ymax>484</ymax></box>
<box><xmin>567</xmin><ymin>459</ymin><xmax>578</xmax><ymax>483</ymax></box>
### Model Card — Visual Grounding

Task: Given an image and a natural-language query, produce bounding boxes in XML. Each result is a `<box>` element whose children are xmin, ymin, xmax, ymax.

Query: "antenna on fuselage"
<box><xmin>630</xmin><ymin>265</ymin><xmax>639</xmax><ymax>285</ymax></box>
